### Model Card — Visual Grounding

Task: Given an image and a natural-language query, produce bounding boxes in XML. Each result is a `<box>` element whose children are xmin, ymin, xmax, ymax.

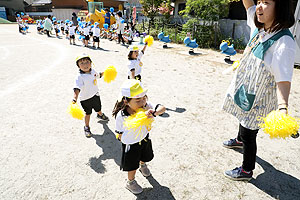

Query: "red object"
<box><xmin>22</xmin><ymin>17</ymin><xmax>35</xmax><ymax>24</ymax></box>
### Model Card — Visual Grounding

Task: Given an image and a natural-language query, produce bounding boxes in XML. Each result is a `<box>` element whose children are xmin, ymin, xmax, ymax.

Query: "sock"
<box><xmin>242</xmin><ymin>168</ymin><xmax>251</xmax><ymax>174</ymax></box>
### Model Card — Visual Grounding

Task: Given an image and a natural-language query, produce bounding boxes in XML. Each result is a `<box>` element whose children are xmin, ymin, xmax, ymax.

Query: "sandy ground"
<box><xmin>0</xmin><ymin>24</ymin><xmax>300</xmax><ymax>200</ymax></box>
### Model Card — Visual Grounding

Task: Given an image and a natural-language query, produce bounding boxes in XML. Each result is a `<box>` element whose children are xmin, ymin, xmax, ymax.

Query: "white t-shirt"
<box><xmin>116</xmin><ymin>17</ymin><xmax>125</xmax><ymax>34</ymax></box>
<box><xmin>74</xmin><ymin>69</ymin><xmax>100</xmax><ymax>101</ymax></box>
<box><xmin>69</xmin><ymin>26</ymin><xmax>76</xmax><ymax>35</ymax></box>
<box><xmin>83</xmin><ymin>27</ymin><xmax>90</xmax><ymax>36</ymax></box>
<box><xmin>93</xmin><ymin>27</ymin><xmax>100</xmax><ymax>37</ymax></box>
<box><xmin>115</xmin><ymin>102</ymin><xmax>156</xmax><ymax>144</ymax></box>
<box><xmin>127</xmin><ymin>51</ymin><xmax>144</xmax><ymax>76</ymax></box>
<box><xmin>247</xmin><ymin>5</ymin><xmax>296</xmax><ymax>82</ymax></box>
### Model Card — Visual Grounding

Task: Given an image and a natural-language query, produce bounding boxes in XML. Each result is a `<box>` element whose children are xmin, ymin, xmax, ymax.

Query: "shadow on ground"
<box><xmin>135</xmin><ymin>175</ymin><xmax>176</xmax><ymax>200</ymax></box>
<box><xmin>232</xmin><ymin>148</ymin><xmax>300</xmax><ymax>199</ymax></box>
<box><xmin>88</xmin><ymin>120</ymin><xmax>121</xmax><ymax>173</ymax></box>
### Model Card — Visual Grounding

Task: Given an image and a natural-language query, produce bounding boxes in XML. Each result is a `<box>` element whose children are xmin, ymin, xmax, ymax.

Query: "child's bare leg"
<box><xmin>85</xmin><ymin>114</ymin><xmax>91</xmax><ymax>127</ymax></box>
<box><xmin>128</xmin><ymin>170</ymin><xmax>137</xmax><ymax>181</ymax></box>
<box><xmin>97</xmin><ymin>111</ymin><xmax>103</xmax><ymax>116</ymax></box>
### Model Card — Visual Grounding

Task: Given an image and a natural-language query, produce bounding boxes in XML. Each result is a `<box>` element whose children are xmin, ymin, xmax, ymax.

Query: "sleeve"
<box><xmin>138</xmin><ymin>51</ymin><xmax>144</xmax><ymax>59</ymax></box>
<box><xmin>115</xmin><ymin>113</ymin><xmax>124</xmax><ymax>135</ymax></box>
<box><xmin>74</xmin><ymin>75</ymin><xmax>84</xmax><ymax>90</ymax></box>
<box><xmin>271</xmin><ymin>37</ymin><xmax>296</xmax><ymax>82</ymax></box>
<box><xmin>246</xmin><ymin>5</ymin><xmax>257</xmax><ymax>36</ymax></box>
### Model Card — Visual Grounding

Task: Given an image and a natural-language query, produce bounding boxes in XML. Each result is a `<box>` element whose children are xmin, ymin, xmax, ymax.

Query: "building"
<box><xmin>0</xmin><ymin>0</ymin><xmax>26</xmax><ymax>21</ymax></box>
<box><xmin>25</xmin><ymin>0</ymin><xmax>52</xmax><ymax>18</ymax></box>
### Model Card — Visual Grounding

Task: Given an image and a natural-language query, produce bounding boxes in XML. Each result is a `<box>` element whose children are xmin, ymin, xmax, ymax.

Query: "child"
<box><xmin>83</xmin><ymin>23</ymin><xmax>90</xmax><ymax>47</ymax></box>
<box><xmin>92</xmin><ymin>22</ymin><xmax>101</xmax><ymax>48</ymax></box>
<box><xmin>60</xmin><ymin>21</ymin><xmax>65</xmax><ymax>35</ymax></box>
<box><xmin>112</xmin><ymin>79</ymin><xmax>165</xmax><ymax>194</ymax></box>
<box><xmin>69</xmin><ymin>22</ymin><xmax>77</xmax><ymax>45</ymax></box>
<box><xmin>127</xmin><ymin>44</ymin><xmax>147</xmax><ymax>81</ymax></box>
<box><xmin>65</xmin><ymin>21</ymin><xmax>69</xmax><ymax>39</ymax></box>
<box><xmin>72</xmin><ymin>53</ymin><xmax>109</xmax><ymax>137</ymax></box>
<box><xmin>53</xmin><ymin>21</ymin><xmax>59</xmax><ymax>37</ymax></box>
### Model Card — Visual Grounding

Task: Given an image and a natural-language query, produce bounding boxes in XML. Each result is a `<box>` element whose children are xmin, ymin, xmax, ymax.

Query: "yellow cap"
<box><xmin>121</xmin><ymin>79</ymin><xmax>147</xmax><ymax>98</ymax></box>
<box><xmin>128</xmin><ymin>45</ymin><xmax>139</xmax><ymax>52</ymax></box>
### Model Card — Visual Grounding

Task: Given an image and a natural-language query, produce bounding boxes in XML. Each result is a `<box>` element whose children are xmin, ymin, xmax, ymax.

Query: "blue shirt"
<box><xmin>105</xmin><ymin>12</ymin><xmax>111</xmax><ymax>24</ymax></box>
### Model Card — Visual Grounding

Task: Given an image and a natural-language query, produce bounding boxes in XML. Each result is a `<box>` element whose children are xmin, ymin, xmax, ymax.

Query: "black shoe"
<box><xmin>223</xmin><ymin>138</ymin><xmax>243</xmax><ymax>149</ymax></box>
<box><xmin>291</xmin><ymin>132</ymin><xmax>299</xmax><ymax>139</ymax></box>
<box><xmin>97</xmin><ymin>113</ymin><xmax>109</xmax><ymax>121</ymax></box>
<box><xmin>84</xmin><ymin>126</ymin><xmax>92</xmax><ymax>138</ymax></box>
<box><xmin>224</xmin><ymin>166</ymin><xmax>253</xmax><ymax>181</ymax></box>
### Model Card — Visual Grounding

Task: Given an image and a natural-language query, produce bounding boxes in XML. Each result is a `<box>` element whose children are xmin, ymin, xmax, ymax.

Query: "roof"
<box><xmin>31</xmin><ymin>0</ymin><xmax>52</xmax><ymax>5</ymax></box>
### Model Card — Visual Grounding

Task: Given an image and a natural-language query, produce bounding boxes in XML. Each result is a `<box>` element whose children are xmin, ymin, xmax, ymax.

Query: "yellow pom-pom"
<box><xmin>67</xmin><ymin>102</ymin><xmax>84</xmax><ymax>120</ymax></box>
<box><xmin>258</xmin><ymin>110</ymin><xmax>300</xmax><ymax>139</ymax></box>
<box><xmin>124</xmin><ymin>108</ymin><xmax>154</xmax><ymax>139</ymax></box>
<box><xmin>103</xmin><ymin>65</ymin><xmax>117</xmax><ymax>83</ymax></box>
<box><xmin>144</xmin><ymin>35</ymin><xmax>154</xmax><ymax>47</ymax></box>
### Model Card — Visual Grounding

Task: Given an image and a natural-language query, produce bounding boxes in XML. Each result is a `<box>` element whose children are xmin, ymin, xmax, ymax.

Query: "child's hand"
<box><xmin>145</xmin><ymin>109</ymin><xmax>155</xmax><ymax>118</ymax></box>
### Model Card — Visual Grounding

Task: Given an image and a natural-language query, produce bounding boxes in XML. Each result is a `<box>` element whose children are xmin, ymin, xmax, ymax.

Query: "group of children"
<box><xmin>16</xmin><ymin>13</ymin><xmax>29</xmax><ymax>34</ymax></box>
<box><xmin>33</xmin><ymin>15</ymin><xmax>138</xmax><ymax>48</ymax></box>
<box><xmin>72</xmin><ymin>39</ymin><xmax>165</xmax><ymax>194</ymax></box>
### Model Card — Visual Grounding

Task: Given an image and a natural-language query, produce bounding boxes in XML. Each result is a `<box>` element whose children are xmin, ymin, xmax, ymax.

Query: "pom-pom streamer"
<box><xmin>144</xmin><ymin>35</ymin><xmax>154</xmax><ymax>47</ymax></box>
<box><xmin>67</xmin><ymin>102</ymin><xmax>84</xmax><ymax>120</ymax></box>
<box><xmin>103</xmin><ymin>66</ymin><xmax>117</xmax><ymax>83</ymax></box>
<box><xmin>124</xmin><ymin>109</ymin><xmax>154</xmax><ymax>139</ymax></box>
<box><xmin>258</xmin><ymin>110</ymin><xmax>300</xmax><ymax>139</ymax></box>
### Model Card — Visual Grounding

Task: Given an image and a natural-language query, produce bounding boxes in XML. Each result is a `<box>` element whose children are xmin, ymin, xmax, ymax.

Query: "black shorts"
<box><xmin>37</xmin><ymin>27</ymin><xmax>42</xmax><ymax>31</ymax></box>
<box><xmin>80</xmin><ymin>94</ymin><xmax>101</xmax><ymax>115</ymax></box>
<box><xmin>93</xmin><ymin>36</ymin><xmax>99</xmax><ymax>42</ymax></box>
<box><xmin>89</xmin><ymin>32</ymin><xmax>93</xmax><ymax>36</ymax></box>
<box><xmin>55</xmin><ymin>29</ymin><xmax>59</xmax><ymax>33</ymax></box>
<box><xmin>61</xmin><ymin>27</ymin><xmax>64</xmax><ymax>31</ymax></box>
<box><xmin>84</xmin><ymin>35</ymin><xmax>90</xmax><ymax>40</ymax></box>
<box><xmin>65</xmin><ymin>30</ymin><xmax>69</xmax><ymax>34</ymax></box>
<box><xmin>127</xmin><ymin>74</ymin><xmax>141</xmax><ymax>81</ymax></box>
<box><xmin>70</xmin><ymin>35</ymin><xmax>75</xmax><ymax>39</ymax></box>
<box><xmin>121</xmin><ymin>135</ymin><xmax>154</xmax><ymax>171</ymax></box>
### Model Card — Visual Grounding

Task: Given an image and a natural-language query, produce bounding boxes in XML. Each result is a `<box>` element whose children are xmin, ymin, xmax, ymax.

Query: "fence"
<box><xmin>137</xmin><ymin>19</ymin><xmax>220</xmax><ymax>49</ymax></box>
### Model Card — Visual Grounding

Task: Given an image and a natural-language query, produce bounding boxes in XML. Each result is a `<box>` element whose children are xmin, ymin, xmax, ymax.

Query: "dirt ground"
<box><xmin>0</xmin><ymin>24</ymin><xmax>300</xmax><ymax>200</ymax></box>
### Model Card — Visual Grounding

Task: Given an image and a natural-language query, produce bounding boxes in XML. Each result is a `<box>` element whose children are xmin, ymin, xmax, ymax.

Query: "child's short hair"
<box><xmin>254</xmin><ymin>0</ymin><xmax>295</xmax><ymax>32</ymax></box>
<box><xmin>76</xmin><ymin>53</ymin><xmax>92</xmax><ymax>67</ymax></box>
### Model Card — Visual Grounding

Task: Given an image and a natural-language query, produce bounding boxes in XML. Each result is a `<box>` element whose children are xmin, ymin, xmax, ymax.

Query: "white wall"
<box><xmin>219</xmin><ymin>19</ymin><xmax>250</xmax><ymax>44</ymax></box>
<box><xmin>52</xmin><ymin>9</ymin><xmax>81</xmax><ymax>21</ymax></box>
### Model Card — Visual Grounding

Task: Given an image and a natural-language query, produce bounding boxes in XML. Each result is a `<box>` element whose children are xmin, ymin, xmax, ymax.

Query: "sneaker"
<box><xmin>84</xmin><ymin>126</ymin><xmax>92</xmax><ymax>138</ymax></box>
<box><xmin>126</xmin><ymin>179</ymin><xmax>143</xmax><ymax>194</ymax></box>
<box><xmin>224</xmin><ymin>166</ymin><xmax>253</xmax><ymax>181</ymax></box>
<box><xmin>291</xmin><ymin>132</ymin><xmax>299</xmax><ymax>139</ymax></box>
<box><xmin>139</xmin><ymin>163</ymin><xmax>151</xmax><ymax>177</ymax></box>
<box><xmin>223</xmin><ymin>138</ymin><xmax>243</xmax><ymax>149</ymax></box>
<box><xmin>97</xmin><ymin>113</ymin><xmax>109</xmax><ymax>121</ymax></box>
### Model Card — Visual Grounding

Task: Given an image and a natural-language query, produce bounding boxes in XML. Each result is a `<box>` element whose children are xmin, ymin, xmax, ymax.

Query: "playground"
<box><xmin>0</xmin><ymin>24</ymin><xmax>300</xmax><ymax>200</ymax></box>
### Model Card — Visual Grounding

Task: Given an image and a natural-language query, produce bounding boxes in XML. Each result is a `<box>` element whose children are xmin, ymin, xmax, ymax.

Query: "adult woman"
<box><xmin>116</xmin><ymin>11</ymin><xmax>125</xmax><ymax>45</ymax></box>
<box><xmin>222</xmin><ymin>0</ymin><xmax>296</xmax><ymax>181</ymax></box>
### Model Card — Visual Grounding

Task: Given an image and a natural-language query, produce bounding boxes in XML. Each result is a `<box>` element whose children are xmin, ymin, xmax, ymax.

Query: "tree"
<box><xmin>180</xmin><ymin>0</ymin><xmax>234</xmax><ymax>21</ymax></box>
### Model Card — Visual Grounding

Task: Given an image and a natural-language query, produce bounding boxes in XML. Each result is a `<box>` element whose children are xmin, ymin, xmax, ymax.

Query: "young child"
<box><xmin>69</xmin><ymin>22</ymin><xmax>77</xmax><ymax>45</ymax></box>
<box><xmin>83</xmin><ymin>23</ymin><xmax>90</xmax><ymax>47</ymax></box>
<box><xmin>92</xmin><ymin>22</ymin><xmax>101</xmax><ymax>48</ymax></box>
<box><xmin>73</xmin><ymin>53</ymin><xmax>109</xmax><ymax>137</ymax></box>
<box><xmin>60</xmin><ymin>21</ymin><xmax>65</xmax><ymax>35</ymax></box>
<box><xmin>127</xmin><ymin>44</ymin><xmax>147</xmax><ymax>81</ymax></box>
<box><xmin>65</xmin><ymin>21</ymin><xmax>69</xmax><ymax>39</ymax></box>
<box><xmin>112</xmin><ymin>79</ymin><xmax>165</xmax><ymax>194</ymax></box>
<box><xmin>53</xmin><ymin>21</ymin><xmax>59</xmax><ymax>37</ymax></box>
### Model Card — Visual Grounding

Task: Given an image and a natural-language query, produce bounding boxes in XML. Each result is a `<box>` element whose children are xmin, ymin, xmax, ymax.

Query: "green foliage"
<box><xmin>180</xmin><ymin>0</ymin><xmax>232</xmax><ymax>21</ymax></box>
<box><xmin>140</xmin><ymin>0</ymin><xmax>167</xmax><ymax>19</ymax></box>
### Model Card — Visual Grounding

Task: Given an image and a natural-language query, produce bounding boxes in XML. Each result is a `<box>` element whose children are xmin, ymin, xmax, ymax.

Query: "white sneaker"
<box><xmin>126</xmin><ymin>179</ymin><xmax>143</xmax><ymax>194</ymax></box>
<box><xmin>139</xmin><ymin>163</ymin><xmax>151</xmax><ymax>177</ymax></box>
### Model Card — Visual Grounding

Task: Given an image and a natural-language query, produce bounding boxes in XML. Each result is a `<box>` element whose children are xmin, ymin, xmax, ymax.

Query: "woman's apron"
<box><xmin>222</xmin><ymin>28</ymin><xmax>294</xmax><ymax>130</ymax></box>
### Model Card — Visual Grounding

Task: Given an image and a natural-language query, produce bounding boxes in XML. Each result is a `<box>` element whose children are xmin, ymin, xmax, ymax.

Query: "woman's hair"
<box><xmin>112</xmin><ymin>97</ymin><xmax>131</xmax><ymax>118</ymax></box>
<box><xmin>254</xmin><ymin>0</ymin><xmax>295</xmax><ymax>32</ymax></box>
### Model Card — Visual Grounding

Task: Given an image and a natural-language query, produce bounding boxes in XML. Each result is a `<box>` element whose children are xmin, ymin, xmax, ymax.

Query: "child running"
<box><xmin>72</xmin><ymin>53</ymin><xmax>109</xmax><ymax>137</ymax></box>
<box><xmin>112</xmin><ymin>79</ymin><xmax>165</xmax><ymax>194</ymax></box>
<box><xmin>127</xmin><ymin>44</ymin><xmax>147</xmax><ymax>81</ymax></box>
<box><xmin>69</xmin><ymin>21</ymin><xmax>77</xmax><ymax>45</ymax></box>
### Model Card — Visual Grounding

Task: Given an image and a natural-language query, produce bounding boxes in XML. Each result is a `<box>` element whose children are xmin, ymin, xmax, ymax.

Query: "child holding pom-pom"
<box><xmin>127</xmin><ymin>44</ymin><xmax>147</xmax><ymax>81</ymax></box>
<box><xmin>112</xmin><ymin>79</ymin><xmax>165</xmax><ymax>194</ymax></box>
<box><xmin>222</xmin><ymin>0</ymin><xmax>296</xmax><ymax>181</ymax></box>
<box><xmin>72</xmin><ymin>53</ymin><xmax>109</xmax><ymax>138</ymax></box>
